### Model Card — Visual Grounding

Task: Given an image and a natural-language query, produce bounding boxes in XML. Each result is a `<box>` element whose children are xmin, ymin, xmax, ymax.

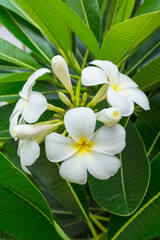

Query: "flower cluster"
<box><xmin>9</xmin><ymin>56</ymin><xmax>149</xmax><ymax>184</ymax></box>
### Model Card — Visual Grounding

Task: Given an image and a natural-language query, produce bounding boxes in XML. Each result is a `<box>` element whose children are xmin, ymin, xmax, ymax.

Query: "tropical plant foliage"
<box><xmin>0</xmin><ymin>0</ymin><xmax>160</xmax><ymax>239</ymax></box>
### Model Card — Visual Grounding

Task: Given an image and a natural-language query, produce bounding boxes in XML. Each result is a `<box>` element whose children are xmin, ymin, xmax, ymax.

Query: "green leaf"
<box><xmin>0</xmin><ymin>7</ymin><xmax>53</xmax><ymax>63</ymax></box>
<box><xmin>0</xmin><ymin>104</ymin><xmax>14</xmax><ymax>140</ymax></box>
<box><xmin>89</xmin><ymin>121</ymin><xmax>150</xmax><ymax>216</ymax></box>
<box><xmin>0</xmin><ymin>38</ymin><xmax>40</xmax><ymax>70</ymax></box>
<box><xmin>0</xmin><ymin>230</ymin><xmax>15</xmax><ymax>239</ymax></box>
<box><xmin>0</xmin><ymin>0</ymin><xmax>30</xmax><ymax>22</ymax></box>
<box><xmin>108</xmin><ymin>153</ymin><xmax>160</xmax><ymax>240</ymax></box>
<box><xmin>0</xmin><ymin>152</ymin><xmax>63</xmax><ymax>240</ymax></box>
<box><xmin>131</xmin><ymin>56</ymin><xmax>160</xmax><ymax>91</ymax></box>
<box><xmin>114</xmin><ymin>0</ymin><xmax>136</xmax><ymax>25</ymax></box>
<box><xmin>29</xmin><ymin>143</ymin><xmax>89</xmax><ymax>222</ymax></box>
<box><xmin>134</xmin><ymin>0</ymin><xmax>160</xmax><ymax>16</ymax></box>
<box><xmin>136</xmin><ymin>93</ymin><xmax>160</xmax><ymax>161</ymax></box>
<box><xmin>126</xmin><ymin>29</ymin><xmax>160</xmax><ymax>76</ymax></box>
<box><xmin>66</xmin><ymin>0</ymin><xmax>100</xmax><ymax>40</ymax></box>
<box><xmin>14</xmin><ymin>0</ymin><xmax>69</xmax><ymax>55</ymax></box>
<box><xmin>103</xmin><ymin>0</ymin><xmax>119</xmax><ymax>32</ymax></box>
<box><xmin>14</xmin><ymin>0</ymin><xmax>99</xmax><ymax>58</ymax></box>
<box><xmin>100</xmin><ymin>11</ymin><xmax>160</xmax><ymax>65</ymax></box>
<box><xmin>0</xmin><ymin>72</ymin><xmax>53</xmax><ymax>83</ymax></box>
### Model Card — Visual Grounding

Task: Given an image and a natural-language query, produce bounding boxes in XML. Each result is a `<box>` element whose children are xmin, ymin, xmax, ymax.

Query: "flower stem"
<box><xmin>47</xmin><ymin>103</ymin><xmax>65</xmax><ymax>114</ymax></box>
<box><xmin>81</xmin><ymin>49</ymin><xmax>89</xmax><ymax>70</ymax></box>
<box><xmin>90</xmin><ymin>213</ymin><xmax>108</xmax><ymax>233</ymax></box>
<box><xmin>94</xmin><ymin>215</ymin><xmax>109</xmax><ymax>222</ymax></box>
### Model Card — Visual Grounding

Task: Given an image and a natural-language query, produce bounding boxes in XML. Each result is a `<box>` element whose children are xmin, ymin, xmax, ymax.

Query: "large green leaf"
<box><xmin>89</xmin><ymin>121</ymin><xmax>149</xmax><ymax>216</ymax></box>
<box><xmin>0</xmin><ymin>152</ymin><xmax>63</xmax><ymax>240</ymax></box>
<box><xmin>126</xmin><ymin>29</ymin><xmax>160</xmax><ymax>76</ymax></box>
<box><xmin>66</xmin><ymin>0</ymin><xmax>100</xmax><ymax>40</ymax></box>
<box><xmin>29</xmin><ymin>144</ymin><xmax>89</xmax><ymax>222</ymax></box>
<box><xmin>14</xmin><ymin>0</ymin><xmax>99</xmax><ymax>58</ymax></box>
<box><xmin>132</xmin><ymin>56</ymin><xmax>160</xmax><ymax>91</ymax></box>
<box><xmin>100</xmin><ymin>11</ymin><xmax>160</xmax><ymax>64</ymax></box>
<box><xmin>136</xmin><ymin>93</ymin><xmax>160</xmax><ymax>161</ymax></box>
<box><xmin>108</xmin><ymin>153</ymin><xmax>160</xmax><ymax>240</ymax></box>
<box><xmin>134</xmin><ymin>0</ymin><xmax>160</xmax><ymax>16</ymax></box>
<box><xmin>0</xmin><ymin>38</ymin><xmax>40</xmax><ymax>70</ymax></box>
<box><xmin>0</xmin><ymin>7</ymin><xmax>53</xmax><ymax>63</ymax></box>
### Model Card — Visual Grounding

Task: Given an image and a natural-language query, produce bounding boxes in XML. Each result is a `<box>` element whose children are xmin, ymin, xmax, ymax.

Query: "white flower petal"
<box><xmin>59</xmin><ymin>153</ymin><xmax>87</xmax><ymax>184</ymax></box>
<box><xmin>91</xmin><ymin>60</ymin><xmax>119</xmax><ymax>86</ymax></box>
<box><xmin>120</xmin><ymin>88</ymin><xmax>150</xmax><ymax>110</ymax></box>
<box><xmin>23</xmin><ymin>91</ymin><xmax>47</xmax><ymax>123</ymax></box>
<box><xmin>18</xmin><ymin>139</ymin><xmax>40</xmax><ymax>172</ymax></box>
<box><xmin>45</xmin><ymin>133</ymin><xmax>77</xmax><ymax>162</ymax></box>
<box><xmin>9</xmin><ymin>98</ymin><xmax>26</xmax><ymax>122</ymax></box>
<box><xmin>116</xmin><ymin>73</ymin><xmax>138</xmax><ymax>91</ymax></box>
<box><xmin>81</xmin><ymin>66</ymin><xmax>108</xmax><ymax>86</ymax></box>
<box><xmin>86</xmin><ymin>150</ymin><xmax>120</xmax><ymax>180</ymax></box>
<box><xmin>19</xmin><ymin>68</ymin><xmax>50</xmax><ymax>99</ymax></box>
<box><xmin>9</xmin><ymin>109</ymin><xmax>24</xmax><ymax>138</ymax></box>
<box><xmin>107</xmin><ymin>87</ymin><xmax>134</xmax><ymax>116</ymax></box>
<box><xmin>89</xmin><ymin>124</ymin><xmax>126</xmax><ymax>155</ymax></box>
<box><xmin>64</xmin><ymin>107</ymin><xmax>96</xmax><ymax>142</ymax></box>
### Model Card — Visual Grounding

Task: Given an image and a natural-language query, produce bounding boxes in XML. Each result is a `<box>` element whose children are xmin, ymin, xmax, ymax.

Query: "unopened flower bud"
<box><xmin>87</xmin><ymin>84</ymin><xmax>109</xmax><ymax>107</ymax></box>
<box><xmin>51</xmin><ymin>55</ymin><xmax>73</xmax><ymax>95</ymax></box>
<box><xmin>12</xmin><ymin>124</ymin><xmax>61</xmax><ymax>140</ymax></box>
<box><xmin>95</xmin><ymin>107</ymin><xmax>121</xmax><ymax>126</ymax></box>
<box><xmin>58</xmin><ymin>92</ymin><xmax>74</xmax><ymax>108</ymax></box>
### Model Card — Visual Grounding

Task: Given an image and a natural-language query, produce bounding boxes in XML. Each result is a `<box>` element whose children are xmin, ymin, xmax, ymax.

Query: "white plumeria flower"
<box><xmin>18</xmin><ymin>138</ymin><xmax>40</xmax><ymax>174</ymax></box>
<box><xmin>95</xmin><ymin>107</ymin><xmax>121</xmax><ymax>126</ymax></box>
<box><xmin>81</xmin><ymin>60</ymin><xmax>150</xmax><ymax>116</ymax></box>
<box><xmin>9</xmin><ymin>68</ymin><xmax>50</xmax><ymax>137</ymax></box>
<box><xmin>51</xmin><ymin>55</ymin><xmax>74</xmax><ymax>97</ymax></box>
<box><xmin>45</xmin><ymin>107</ymin><xmax>125</xmax><ymax>185</ymax></box>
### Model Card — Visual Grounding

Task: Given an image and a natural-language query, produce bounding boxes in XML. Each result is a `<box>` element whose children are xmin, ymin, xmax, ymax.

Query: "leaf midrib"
<box><xmin>0</xmin><ymin>52</ymin><xmax>37</xmax><ymax>71</ymax></box>
<box><xmin>25</xmin><ymin>0</ymin><xmax>67</xmax><ymax>53</ymax></box>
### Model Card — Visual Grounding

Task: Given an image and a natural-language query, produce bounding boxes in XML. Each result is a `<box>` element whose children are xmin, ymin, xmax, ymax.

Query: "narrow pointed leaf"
<box><xmin>114</xmin><ymin>0</ymin><xmax>136</xmax><ymax>25</ymax></box>
<box><xmin>0</xmin><ymin>152</ymin><xmax>63</xmax><ymax>240</ymax></box>
<box><xmin>89</xmin><ymin>121</ymin><xmax>150</xmax><ymax>216</ymax></box>
<box><xmin>134</xmin><ymin>0</ymin><xmax>160</xmax><ymax>16</ymax></box>
<box><xmin>66</xmin><ymin>0</ymin><xmax>100</xmax><ymax>40</ymax></box>
<box><xmin>0</xmin><ymin>72</ymin><xmax>53</xmax><ymax>83</ymax></box>
<box><xmin>14</xmin><ymin>0</ymin><xmax>99</xmax><ymax>58</ymax></box>
<box><xmin>131</xmin><ymin>56</ymin><xmax>160</xmax><ymax>91</ymax></box>
<box><xmin>100</xmin><ymin>11</ymin><xmax>160</xmax><ymax>64</ymax></box>
<box><xmin>13</xmin><ymin>0</ymin><xmax>69</xmax><ymax>54</ymax></box>
<box><xmin>126</xmin><ymin>29</ymin><xmax>160</xmax><ymax>76</ymax></box>
<box><xmin>0</xmin><ymin>38</ymin><xmax>40</xmax><ymax>70</ymax></box>
<box><xmin>108</xmin><ymin>153</ymin><xmax>160</xmax><ymax>240</ymax></box>
<box><xmin>0</xmin><ymin>7</ymin><xmax>53</xmax><ymax>63</ymax></box>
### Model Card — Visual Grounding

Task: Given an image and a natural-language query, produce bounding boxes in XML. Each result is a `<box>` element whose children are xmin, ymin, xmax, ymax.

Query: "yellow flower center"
<box><xmin>113</xmin><ymin>110</ymin><xmax>120</xmax><ymax>118</ymax></box>
<box><xmin>74</xmin><ymin>138</ymin><xmax>93</xmax><ymax>155</ymax></box>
